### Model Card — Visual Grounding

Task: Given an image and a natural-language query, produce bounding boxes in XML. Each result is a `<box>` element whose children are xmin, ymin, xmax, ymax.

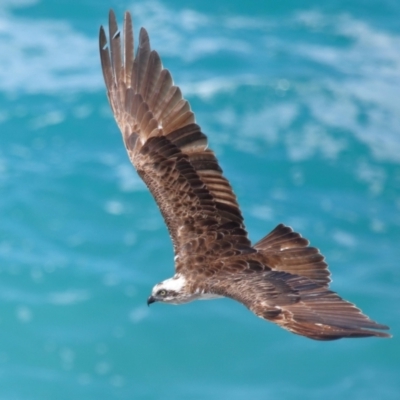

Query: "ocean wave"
<box><xmin>1</xmin><ymin>1</ymin><xmax>399</xmax><ymax>163</ymax></box>
<box><xmin>0</xmin><ymin>1</ymin><xmax>100</xmax><ymax>94</ymax></box>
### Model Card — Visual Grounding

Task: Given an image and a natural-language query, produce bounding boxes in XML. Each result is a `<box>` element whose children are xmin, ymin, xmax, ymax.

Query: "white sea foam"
<box><xmin>104</xmin><ymin>200</ymin><xmax>125</xmax><ymax>215</ymax></box>
<box><xmin>224</xmin><ymin>11</ymin><xmax>400</xmax><ymax>163</ymax></box>
<box><xmin>48</xmin><ymin>290</ymin><xmax>90</xmax><ymax>305</ymax></box>
<box><xmin>0</xmin><ymin>2</ymin><xmax>99</xmax><ymax>94</ymax></box>
<box><xmin>292</xmin><ymin>11</ymin><xmax>400</xmax><ymax>162</ymax></box>
<box><xmin>356</xmin><ymin>161</ymin><xmax>386</xmax><ymax>195</ymax></box>
<box><xmin>130</xmin><ymin>1</ymin><xmax>252</xmax><ymax>61</ymax></box>
<box><xmin>129</xmin><ymin>305</ymin><xmax>149</xmax><ymax>323</ymax></box>
<box><xmin>1</xmin><ymin>1</ymin><xmax>398</xmax><ymax>164</ymax></box>
<box><xmin>16</xmin><ymin>305</ymin><xmax>32</xmax><ymax>322</ymax></box>
<box><xmin>332</xmin><ymin>229</ymin><xmax>357</xmax><ymax>247</ymax></box>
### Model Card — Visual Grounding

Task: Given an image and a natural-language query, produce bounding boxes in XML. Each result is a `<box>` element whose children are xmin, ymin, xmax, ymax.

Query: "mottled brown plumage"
<box><xmin>99</xmin><ymin>10</ymin><xmax>391</xmax><ymax>340</ymax></box>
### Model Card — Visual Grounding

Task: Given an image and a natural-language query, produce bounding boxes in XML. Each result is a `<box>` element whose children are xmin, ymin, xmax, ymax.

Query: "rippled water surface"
<box><xmin>0</xmin><ymin>0</ymin><xmax>399</xmax><ymax>399</ymax></box>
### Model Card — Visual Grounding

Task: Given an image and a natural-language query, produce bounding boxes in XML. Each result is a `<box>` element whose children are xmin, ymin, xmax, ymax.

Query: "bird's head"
<box><xmin>147</xmin><ymin>274</ymin><xmax>191</xmax><ymax>305</ymax></box>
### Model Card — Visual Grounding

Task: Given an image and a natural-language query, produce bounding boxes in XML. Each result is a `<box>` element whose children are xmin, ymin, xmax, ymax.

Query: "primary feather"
<box><xmin>99</xmin><ymin>10</ymin><xmax>391</xmax><ymax>340</ymax></box>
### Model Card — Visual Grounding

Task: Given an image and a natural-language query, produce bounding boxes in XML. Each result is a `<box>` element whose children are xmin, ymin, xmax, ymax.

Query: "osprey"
<box><xmin>99</xmin><ymin>10</ymin><xmax>391</xmax><ymax>340</ymax></box>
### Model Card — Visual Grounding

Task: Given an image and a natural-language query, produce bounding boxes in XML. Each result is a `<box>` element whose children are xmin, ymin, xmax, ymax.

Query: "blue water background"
<box><xmin>0</xmin><ymin>0</ymin><xmax>399</xmax><ymax>398</ymax></box>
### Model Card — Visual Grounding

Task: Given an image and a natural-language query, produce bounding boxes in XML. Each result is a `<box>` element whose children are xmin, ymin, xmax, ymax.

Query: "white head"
<box><xmin>147</xmin><ymin>274</ymin><xmax>192</xmax><ymax>305</ymax></box>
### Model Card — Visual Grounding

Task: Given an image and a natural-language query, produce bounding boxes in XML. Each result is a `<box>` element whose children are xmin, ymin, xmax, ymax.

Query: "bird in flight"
<box><xmin>99</xmin><ymin>10</ymin><xmax>390</xmax><ymax>340</ymax></box>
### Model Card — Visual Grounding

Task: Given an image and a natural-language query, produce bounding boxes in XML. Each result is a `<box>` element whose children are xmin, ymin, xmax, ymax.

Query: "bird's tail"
<box><xmin>253</xmin><ymin>271</ymin><xmax>391</xmax><ymax>340</ymax></box>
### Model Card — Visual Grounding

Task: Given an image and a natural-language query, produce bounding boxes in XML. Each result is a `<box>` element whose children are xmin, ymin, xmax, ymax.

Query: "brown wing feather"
<box><xmin>101</xmin><ymin>11</ymin><xmax>390</xmax><ymax>340</ymax></box>
<box><xmin>254</xmin><ymin>224</ymin><xmax>331</xmax><ymax>287</ymax></box>
<box><xmin>213</xmin><ymin>269</ymin><xmax>391</xmax><ymax>340</ymax></box>
<box><xmin>99</xmin><ymin>10</ymin><xmax>250</xmax><ymax>258</ymax></box>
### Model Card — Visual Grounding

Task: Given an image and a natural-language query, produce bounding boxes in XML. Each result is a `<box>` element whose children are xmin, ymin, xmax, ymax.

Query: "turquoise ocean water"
<box><xmin>0</xmin><ymin>0</ymin><xmax>399</xmax><ymax>398</ymax></box>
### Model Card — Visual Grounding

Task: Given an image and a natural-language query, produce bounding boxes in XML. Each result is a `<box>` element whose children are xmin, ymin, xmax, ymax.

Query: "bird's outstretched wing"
<box><xmin>214</xmin><ymin>268</ymin><xmax>391</xmax><ymax>340</ymax></box>
<box><xmin>99</xmin><ymin>10</ymin><xmax>252</xmax><ymax>259</ymax></box>
<box><xmin>254</xmin><ymin>223</ymin><xmax>331</xmax><ymax>287</ymax></box>
<box><xmin>210</xmin><ymin>224</ymin><xmax>390</xmax><ymax>340</ymax></box>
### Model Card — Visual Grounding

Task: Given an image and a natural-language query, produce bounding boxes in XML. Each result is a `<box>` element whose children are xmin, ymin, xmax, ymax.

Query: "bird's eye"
<box><xmin>158</xmin><ymin>290</ymin><xmax>167</xmax><ymax>296</ymax></box>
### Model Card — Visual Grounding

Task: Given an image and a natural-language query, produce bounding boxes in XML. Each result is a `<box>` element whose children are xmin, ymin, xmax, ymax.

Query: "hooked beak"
<box><xmin>147</xmin><ymin>295</ymin><xmax>156</xmax><ymax>306</ymax></box>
